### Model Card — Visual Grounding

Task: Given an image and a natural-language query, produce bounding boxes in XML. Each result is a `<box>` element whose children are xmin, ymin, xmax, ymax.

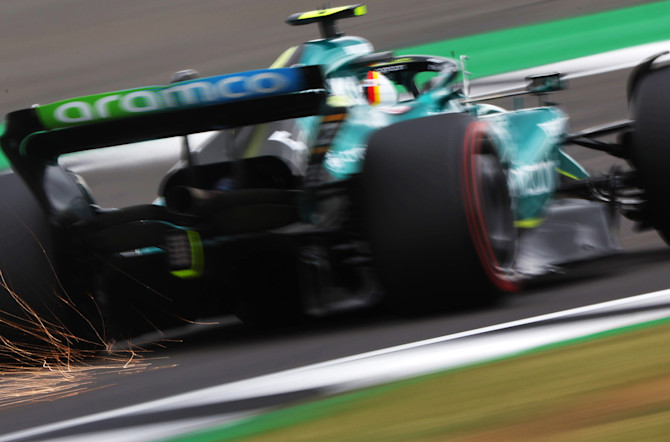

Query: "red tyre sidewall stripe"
<box><xmin>460</xmin><ymin>121</ymin><xmax>520</xmax><ymax>292</ymax></box>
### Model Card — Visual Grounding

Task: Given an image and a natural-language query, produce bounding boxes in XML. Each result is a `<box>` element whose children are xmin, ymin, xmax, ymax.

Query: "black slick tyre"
<box><xmin>0</xmin><ymin>173</ymin><xmax>98</xmax><ymax>362</ymax></box>
<box><xmin>630</xmin><ymin>64</ymin><xmax>670</xmax><ymax>244</ymax></box>
<box><xmin>362</xmin><ymin>113</ymin><xmax>519</xmax><ymax>312</ymax></box>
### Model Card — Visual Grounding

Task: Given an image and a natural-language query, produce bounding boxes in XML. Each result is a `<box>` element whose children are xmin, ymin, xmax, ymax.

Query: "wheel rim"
<box><xmin>461</xmin><ymin>122</ymin><xmax>519</xmax><ymax>292</ymax></box>
<box><xmin>477</xmin><ymin>154</ymin><xmax>515</xmax><ymax>267</ymax></box>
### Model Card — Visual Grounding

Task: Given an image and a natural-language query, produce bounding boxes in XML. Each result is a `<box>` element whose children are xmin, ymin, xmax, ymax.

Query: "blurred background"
<box><xmin>0</xmin><ymin>0</ymin><xmax>651</xmax><ymax>112</ymax></box>
<box><xmin>0</xmin><ymin>0</ymin><xmax>652</xmax><ymax>206</ymax></box>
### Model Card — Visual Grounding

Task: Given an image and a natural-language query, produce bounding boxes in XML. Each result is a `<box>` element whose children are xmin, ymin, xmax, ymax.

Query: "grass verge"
<box><xmin>170</xmin><ymin>318</ymin><xmax>670</xmax><ymax>441</ymax></box>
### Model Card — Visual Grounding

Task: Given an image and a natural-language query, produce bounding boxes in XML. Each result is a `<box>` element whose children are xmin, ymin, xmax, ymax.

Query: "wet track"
<box><xmin>1</xmin><ymin>0</ymin><xmax>670</xmax><ymax>438</ymax></box>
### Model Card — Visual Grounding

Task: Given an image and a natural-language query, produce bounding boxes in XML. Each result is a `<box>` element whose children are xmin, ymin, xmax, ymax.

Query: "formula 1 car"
<box><xmin>0</xmin><ymin>4</ymin><xmax>668</xmax><ymax>345</ymax></box>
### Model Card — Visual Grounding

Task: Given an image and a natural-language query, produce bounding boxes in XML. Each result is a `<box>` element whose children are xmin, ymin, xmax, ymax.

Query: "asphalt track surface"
<box><xmin>1</xmin><ymin>0</ymin><xmax>670</xmax><ymax>438</ymax></box>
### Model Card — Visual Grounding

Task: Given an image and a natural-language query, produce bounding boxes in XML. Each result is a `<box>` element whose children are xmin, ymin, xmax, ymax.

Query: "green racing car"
<box><xmin>0</xmin><ymin>4</ymin><xmax>668</xmax><ymax>346</ymax></box>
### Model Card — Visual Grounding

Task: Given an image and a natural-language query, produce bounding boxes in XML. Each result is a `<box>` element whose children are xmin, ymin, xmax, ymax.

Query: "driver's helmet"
<box><xmin>361</xmin><ymin>70</ymin><xmax>398</xmax><ymax>106</ymax></box>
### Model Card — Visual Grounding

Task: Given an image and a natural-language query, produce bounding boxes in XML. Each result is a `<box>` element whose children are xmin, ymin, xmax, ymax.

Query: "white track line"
<box><xmin>3</xmin><ymin>288</ymin><xmax>670</xmax><ymax>442</ymax></box>
<box><xmin>471</xmin><ymin>40</ymin><xmax>670</xmax><ymax>96</ymax></box>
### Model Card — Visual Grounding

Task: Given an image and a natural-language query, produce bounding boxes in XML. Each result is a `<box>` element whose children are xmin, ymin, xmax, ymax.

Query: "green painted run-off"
<box><xmin>396</xmin><ymin>1</ymin><xmax>670</xmax><ymax>79</ymax></box>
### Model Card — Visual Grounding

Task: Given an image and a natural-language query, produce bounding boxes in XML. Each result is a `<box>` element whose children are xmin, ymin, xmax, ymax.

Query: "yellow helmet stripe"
<box><xmin>297</xmin><ymin>5</ymin><xmax>367</xmax><ymax>20</ymax></box>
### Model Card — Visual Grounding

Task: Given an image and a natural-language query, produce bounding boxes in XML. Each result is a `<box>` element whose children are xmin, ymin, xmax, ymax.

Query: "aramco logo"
<box><xmin>40</xmin><ymin>69</ymin><xmax>298</xmax><ymax>127</ymax></box>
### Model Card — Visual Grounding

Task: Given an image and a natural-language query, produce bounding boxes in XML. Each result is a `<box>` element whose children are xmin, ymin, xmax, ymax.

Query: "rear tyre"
<box><xmin>0</xmin><ymin>173</ymin><xmax>99</xmax><ymax>362</ymax></box>
<box><xmin>362</xmin><ymin>114</ymin><xmax>519</xmax><ymax>312</ymax></box>
<box><xmin>630</xmin><ymin>64</ymin><xmax>670</xmax><ymax>244</ymax></box>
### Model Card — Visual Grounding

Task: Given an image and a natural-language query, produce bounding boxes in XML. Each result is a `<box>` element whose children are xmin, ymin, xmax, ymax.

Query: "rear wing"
<box><xmin>0</xmin><ymin>65</ymin><xmax>325</xmax><ymax>225</ymax></box>
<box><xmin>1</xmin><ymin>65</ymin><xmax>325</xmax><ymax>163</ymax></box>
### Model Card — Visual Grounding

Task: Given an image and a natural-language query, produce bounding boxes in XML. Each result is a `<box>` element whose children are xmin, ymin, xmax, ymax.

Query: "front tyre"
<box><xmin>362</xmin><ymin>113</ymin><xmax>519</xmax><ymax>311</ymax></box>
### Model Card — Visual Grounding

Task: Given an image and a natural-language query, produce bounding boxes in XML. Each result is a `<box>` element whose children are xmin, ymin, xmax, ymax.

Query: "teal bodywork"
<box><xmin>283</xmin><ymin>35</ymin><xmax>586</xmax><ymax>224</ymax></box>
<box><xmin>0</xmin><ymin>124</ymin><xmax>9</xmax><ymax>171</ymax></box>
<box><xmin>0</xmin><ymin>19</ymin><xmax>588</xmax><ymax>227</ymax></box>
